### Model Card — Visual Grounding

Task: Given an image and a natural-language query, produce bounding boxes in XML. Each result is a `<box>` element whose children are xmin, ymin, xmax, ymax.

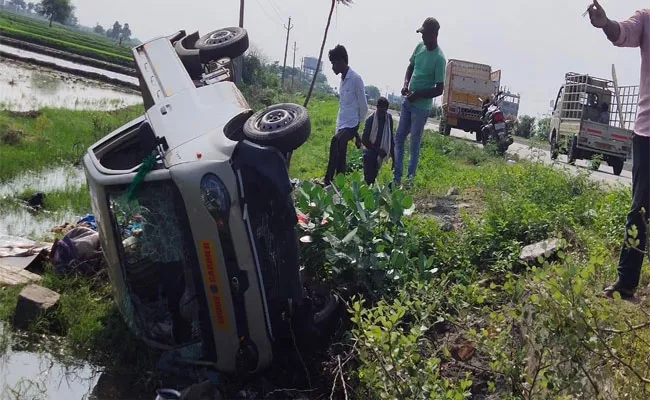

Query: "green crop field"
<box><xmin>0</xmin><ymin>11</ymin><xmax>133</xmax><ymax>66</ymax></box>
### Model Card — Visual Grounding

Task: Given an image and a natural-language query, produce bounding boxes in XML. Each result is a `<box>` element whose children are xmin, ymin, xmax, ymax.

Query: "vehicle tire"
<box><xmin>444</xmin><ymin>124</ymin><xmax>452</xmax><ymax>136</ymax></box>
<box><xmin>567</xmin><ymin>137</ymin><xmax>578</xmax><ymax>165</ymax></box>
<box><xmin>195</xmin><ymin>27</ymin><xmax>249</xmax><ymax>63</ymax></box>
<box><xmin>243</xmin><ymin>103</ymin><xmax>310</xmax><ymax>153</ymax></box>
<box><xmin>550</xmin><ymin>133</ymin><xmax>559</xmax><ymax>160</ymax></box>
<box><xmin>611</xmin><ymin>157</ymin><xmax>624</xmax><ymax>176</ymax></box>
<box><xmin>475</xmin><ymin>131</ymin><xmax>482</xmax><ymax>142</ymax></box>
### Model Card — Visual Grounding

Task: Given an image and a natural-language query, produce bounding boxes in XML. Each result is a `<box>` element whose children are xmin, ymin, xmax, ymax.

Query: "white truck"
<box><xmin>548</xmin><ymin>73</ymin><xmax>638</xmax><ymax>175</ymax></box>
<box><xmin>440</xmin><ymin>59</ymin><xmax>500</xmax><ymax>141</ymax></box>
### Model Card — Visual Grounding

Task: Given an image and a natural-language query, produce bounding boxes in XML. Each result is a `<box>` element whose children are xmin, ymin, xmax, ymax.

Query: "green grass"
<box><xmin>0</xmin><ymin>11</ymin><xmax>133</xmax><ymax>66</ymax></box>
<box><xmin>0</xmin><ymin>105</ymin><xmax>143</xmax><ymax>182</ymax></box>
<box><xmin>0</xmin><ymin>98</ymin><xmax>648</xmax><ymax>398</ymax></box>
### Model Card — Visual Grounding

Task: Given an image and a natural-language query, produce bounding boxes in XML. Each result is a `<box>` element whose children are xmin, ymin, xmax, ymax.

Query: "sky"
<box><xmin>74</xmin><ymin>0</ymin><xmax>647</xmax><ymax>117</ymax></box>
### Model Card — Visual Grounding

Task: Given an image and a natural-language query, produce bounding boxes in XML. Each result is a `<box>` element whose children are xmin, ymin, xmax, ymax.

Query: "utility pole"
<box><xmin>280</xmin><ymin>17</ymin><xmax>293</xmax><ymax>89</ymax></box>
<box><xmin>291</xmin><ymin>42</ymin><xmax>298</xmax><ymax>91</ymax></box>
<box><xmin>234</xmin><ymin>0</ymin><xmax>245</xmax><ymax>84</ymax></box>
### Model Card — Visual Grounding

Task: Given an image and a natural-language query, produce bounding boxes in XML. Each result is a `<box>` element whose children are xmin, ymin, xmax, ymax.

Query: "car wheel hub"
<box><xmin>258</xmin><ymin>109</ymin><xmax>294</xmax><ymax>131</ymax></box>
<box><xmin>206</xmin><ymin>30</ymin><xmax>234</xmax><ymax>45</ymax></box>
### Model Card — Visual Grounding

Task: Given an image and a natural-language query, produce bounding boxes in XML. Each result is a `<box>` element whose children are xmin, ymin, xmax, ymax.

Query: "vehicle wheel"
<box><xmin>243</xmin><ymin>103</ymin><xmax>310</xmax><ymax>153</ymax></box>
<box><xmin>195</xmin><ymin>27</ymin><xmax>249</xmax><ymax>63</ymax></box>
<box><xmin>475</xmin><ymin>131</ymin><xmax>482</xmax><ymax>142</ymax></box>
<box><xmin>444</xmin><ymin>124</ymin><xmax>451</xmax><ymax>136</ymax></box>
<box><xmin>550</xmin><ymin>134</ymin><xmax>559</xmax><ymax>160</ymax></box>
<box><xmin>567</xmin><ymin>137</ymin><xmax>578</xmax><ymax>165</ymax></box>
<box><xmin>611</xmin><ymin>157</ymin><xmax>624</xmax><ymax>176</ymax></box>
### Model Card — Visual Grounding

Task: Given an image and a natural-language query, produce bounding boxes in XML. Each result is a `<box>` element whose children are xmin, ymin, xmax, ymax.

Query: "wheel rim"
<box><xmin>205</xmin><ymin>29</ymin><xmax>234</xmax><ymax>45</ymax></box>
<box><xmin>257</xmin><ymin>108</ymin><xmax>295</xmax><ymax>132</ymax></box>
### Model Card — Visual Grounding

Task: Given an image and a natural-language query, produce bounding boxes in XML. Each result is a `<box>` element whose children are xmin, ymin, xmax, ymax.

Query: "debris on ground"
<box><xmin>24</xmin><ymin>192</ymin><xmax>45</xmax><ymax>209</ymax></box>
<box><xmin>452</xmin><ymin>339</ymin><xmax>476</xmax><ymax>362</ymax></box>
<box><xmin>447</xmin><ymin>187</ymin><xmax>461</xmax><ymax>196</ymax></box>
<box><xmin>13</xmin><ymin>284</ymin><xmax>60</xmax><ymax>329</ymax></box>
<box><xmin>50</xmin><ymin>226</ymin><xmax>102</xmax><ymax>276</ymax></box>
<box><xmin>519</xmin><ymin>238</ymin><xmax>561</xmax><ymax>264</ymax></box>
<box><xmin>0</xmin><ymin>235</ymin><xmax>51</xmax><ymax>258</ymax></box>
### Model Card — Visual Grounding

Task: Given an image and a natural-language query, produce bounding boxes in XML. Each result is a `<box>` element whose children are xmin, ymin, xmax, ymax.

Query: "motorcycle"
<box><xmin>479</xmin><ymin>92</ymin><xmax>514</xmax><ymax>155</ymax></box>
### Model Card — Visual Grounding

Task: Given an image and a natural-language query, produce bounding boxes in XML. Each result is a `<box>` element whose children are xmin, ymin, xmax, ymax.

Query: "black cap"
<box><xmin>416</xmin><ymin>17</ymin><xmax>440</xmax><ymax>34</ymax></box>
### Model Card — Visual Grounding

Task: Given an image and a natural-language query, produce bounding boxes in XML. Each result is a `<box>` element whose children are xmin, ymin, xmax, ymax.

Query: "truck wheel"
<box><xmin>611</xmin><ymin>158</ymin><xmax>624</xmax><ymax>176</ymax></box>
<box><xmin>475</xmin><ymin>131</ymin><xmax>482</xmax><ymax>142</ymax></box>
<box><xmin>243</xmin><ymin>103</ymin><xmax>311</xmax><ymax>153</ymax></box>
<box><xmin>567</xmin><ymin>137</ymin><xmax>578</xmax><ymax>165</ymax></box>
<box><xmin>550</xmin><ymin>134</ymin><xmax>559</xmax><ymax>160</ymax></box>
<box><xmin>195</xmin><ymin>27</ymin><xmax>249</xmax><ymax>63</ymax></box>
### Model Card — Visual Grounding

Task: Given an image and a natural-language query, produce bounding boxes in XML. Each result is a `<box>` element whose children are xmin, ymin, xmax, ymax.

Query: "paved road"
<box><xmin>381</xmin><ymin>108</ymin><xmax>632</xmax><ymax>188</ymax></box>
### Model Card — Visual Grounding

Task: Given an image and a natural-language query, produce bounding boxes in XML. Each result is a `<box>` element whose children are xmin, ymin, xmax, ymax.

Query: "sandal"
<box><xmin>601</xmin><ymin>283</ymin><xmax>635</xmax><ymax>300</ymax></box>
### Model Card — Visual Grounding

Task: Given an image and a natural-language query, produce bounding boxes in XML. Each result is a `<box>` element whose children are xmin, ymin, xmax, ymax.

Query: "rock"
<box><xmin>447</xmin><ymin>187</ymin><xmax>461</xmax><ymax>196</ymax></box>
<box><xmin>435</xmin><ymin>216</ymin><xmax>454</xmax><ymax>232</ymax></box>
<box><xmin>13</xmin><ymin>284</ymin><xmax>60</xmax><ymax>329</ymax></box>
<box><xmin>519</xmin><ymin>239</ymin><xmax>561</xmax><ymax>264</ymax></box>
<box><xmin>452</xmin><ymin>340</ymin><xmax>476</xmax><ymax>361</ymax></box>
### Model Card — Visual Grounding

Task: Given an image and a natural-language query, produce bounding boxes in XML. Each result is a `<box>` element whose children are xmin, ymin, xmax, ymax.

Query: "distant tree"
<box><xmin>9</xmin><ymin>0</ymin><xmax>27</xmax><ymax>10</ymax></box>
<box><xmin>120</xmin><ymin>23</ymin><xmax>131</xmax><ymax>45</ymax></box>
<box><xmin>536</xmin><ymin>116</ymin><xmax>551</xmax><ymax>140</ymax></box>
<box><xmin>514</xmin><ymin>115</ymin><xmax>536</xmax><ymax>139</ymax></box>
<box><xmin>39</xmin><ymin>0</ymin><xmax>74</xmax><ymax>27</ymax></box>
<box><xmin>108</xmin><ymin>21</ymin><xmax>122</xmax><ymax>40</ymax></box>
<box><xmin>93</xmin><ymin>24</ymin><xmax>105</xmax><ymax>35</ymax></box>
<box><xmin>365</xmin><ymin>85</ymin><xmax>381</xmax><ymax>102</ymax></box>
<box><xmin>26</xmin><ymin>2</ymin><xmax>35</xmax><ymax>12</ymax></box>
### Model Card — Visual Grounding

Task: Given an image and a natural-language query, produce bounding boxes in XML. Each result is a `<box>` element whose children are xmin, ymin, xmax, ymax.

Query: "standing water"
<box><xmin>0</xmin><ymin>58</ymin><xmax>142</xmax><ymax>112</ymax></box>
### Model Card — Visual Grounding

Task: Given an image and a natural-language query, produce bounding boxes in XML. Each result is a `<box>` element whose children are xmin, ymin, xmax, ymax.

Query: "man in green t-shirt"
<box><xmin>393</xmin><ymin>17</ymin><xmax>446</xmax><ymax>187</ymax></box>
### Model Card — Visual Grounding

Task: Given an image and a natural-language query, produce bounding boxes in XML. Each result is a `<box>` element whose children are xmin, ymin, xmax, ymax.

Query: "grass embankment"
<box><xmin>293</xmin><ymin>100</ymin><xmax>648</xmax><ymax>398</ymax></box>
<box><xmin>0</xmin><ymin>105</ymin><xmax>157</xmax><ymax>387</ymax></box>
<box><xmin>0</xmin><ymin>99</ymin><xmax>648</xmax><ymax>398</ymax></box>
<box><xmin>0</xmin><ymin>11</ymin><xmax>133</xmax><ymax>66</ymax></box>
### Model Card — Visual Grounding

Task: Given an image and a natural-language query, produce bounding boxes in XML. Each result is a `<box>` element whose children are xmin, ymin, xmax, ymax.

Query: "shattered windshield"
<box><xmin>107</xmin><ymin>181</ymin><xmax>203</xmax><ymax>349</ymax></box>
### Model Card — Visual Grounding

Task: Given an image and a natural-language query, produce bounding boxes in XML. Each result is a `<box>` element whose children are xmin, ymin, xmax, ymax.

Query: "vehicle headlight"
<box><xmin>200</xmin><ymin>173</ymin><xmax>230</xmax><ymax>222</ymax></box>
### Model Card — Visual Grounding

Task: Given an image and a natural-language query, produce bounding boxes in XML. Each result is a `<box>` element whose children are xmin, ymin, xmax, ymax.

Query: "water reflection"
<box><xmin>0</xmin><ymin>59</ymin><xmax>142</xmax><ymax>112</ymax></box>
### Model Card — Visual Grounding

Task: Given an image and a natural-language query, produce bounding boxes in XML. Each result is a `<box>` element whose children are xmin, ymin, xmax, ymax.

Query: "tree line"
<box><xmin>5</xmin><ymin>0</ymin><xmax>135</xmax><ymax>44</ymax></box>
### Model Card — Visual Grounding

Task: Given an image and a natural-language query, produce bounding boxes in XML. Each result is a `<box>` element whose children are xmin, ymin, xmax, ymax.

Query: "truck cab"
<box><xmin>548</xmin><ymin>73</ymin><xmax>637</xmax><ymax>175</ymax></box>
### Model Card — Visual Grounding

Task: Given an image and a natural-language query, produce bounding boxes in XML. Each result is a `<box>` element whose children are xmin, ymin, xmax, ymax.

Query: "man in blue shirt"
<box><xmin>323</xmin><ymin>45</ymin><xmax>369</xmax><ymax>186</ymax></box>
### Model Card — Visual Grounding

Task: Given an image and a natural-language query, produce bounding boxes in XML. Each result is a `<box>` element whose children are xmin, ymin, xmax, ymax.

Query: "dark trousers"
<box><xmin>618</xmin><ymin>135</ymin><xmax>650</xmax><ymax>290</ymax></box>
<box><xmin>363</xmin><ymin>148</ymin><xmax>380</xmax><ymax>185</ymax></box>
<box><xmin>324</xmin><ymin>126</ymin><xmax>358</xmax><ymax>184</ymax></box>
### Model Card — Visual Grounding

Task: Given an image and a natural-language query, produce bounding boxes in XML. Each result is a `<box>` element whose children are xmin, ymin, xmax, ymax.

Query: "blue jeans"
<box><xmin>393</xmin><ymin>100</ymin><xmax>430</xmax><ymax>184</ymax></box>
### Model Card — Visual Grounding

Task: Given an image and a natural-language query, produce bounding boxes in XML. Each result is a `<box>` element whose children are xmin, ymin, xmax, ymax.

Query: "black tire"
<box><xmin>567</xmin><ymin>137</ymin><xmax>578</xmax><ymax>165</ymax></box>
<box><xmin>195</xmin><ymin>27</ymin><xmax>249</xmax><ymax>63</ymax></box>
<box><xmin>444</xmin><ymin>124</ymin><xmax>452</xmax><ymax>136</ymax></box>
<box><xmin>243</xmin><ymin>103</ymin><xmax>311</xmax><ymax>153</ymax></box>
<box><xmin>481</xmin><ymin>129</ymin><xmax>489</xmax><ymax>147</ymax></box>
<box><xmin>550</xmin><ymin>133</ymin><xmax>559</xmax><ymax>160</ymax></box>
<box><xmin>475</xmin><ymin>131</ymin><xmax>482</xmax><ymax>142</ymax></box>
<box><xmin>611</xmin><ymin>158</ymin><xmax>624</xmax><ymax>176</ymax></box>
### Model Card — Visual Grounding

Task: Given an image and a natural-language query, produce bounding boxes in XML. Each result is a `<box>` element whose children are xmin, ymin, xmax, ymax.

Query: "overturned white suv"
<box><xmin>82</xmin><ymin>27</ymin><xmax>333</xmax><ymax>374</ymax></box>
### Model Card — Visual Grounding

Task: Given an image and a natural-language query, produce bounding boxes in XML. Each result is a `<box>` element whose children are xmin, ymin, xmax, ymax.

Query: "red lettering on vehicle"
<box><xmin>200</xmin><ymin>241</ymin><xmax>229</xmax><ymax>331</ymax></box>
